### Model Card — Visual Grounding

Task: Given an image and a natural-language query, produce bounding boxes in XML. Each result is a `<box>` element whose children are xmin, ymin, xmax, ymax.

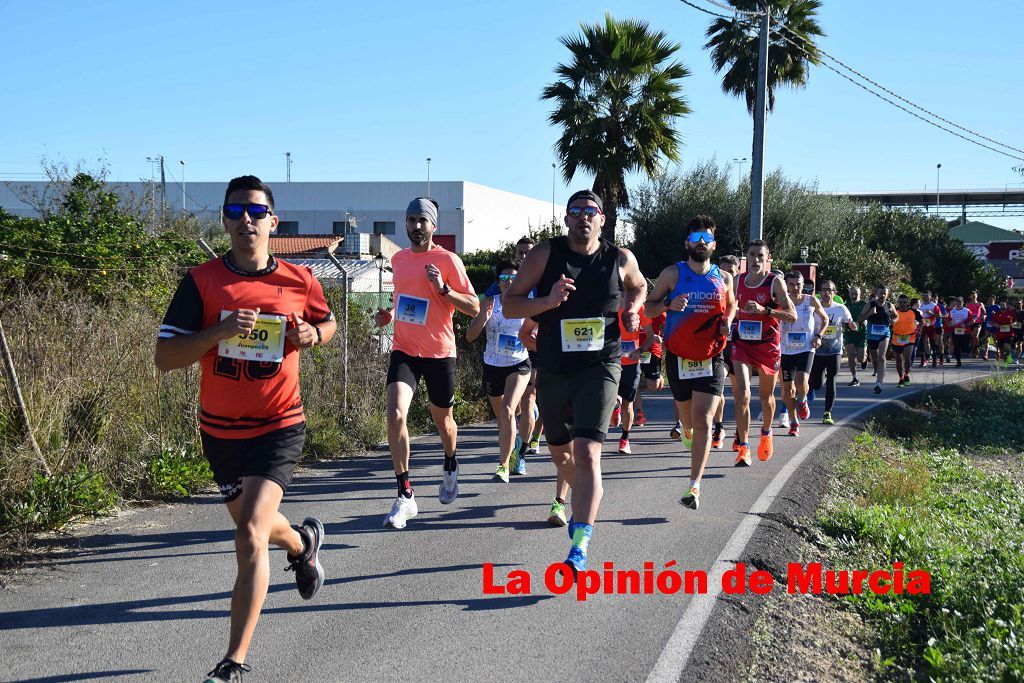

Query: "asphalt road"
<box><xmin>0</xmin><ymin>359</ymin><xmax>997</xmax><ymax>682</ymax></box>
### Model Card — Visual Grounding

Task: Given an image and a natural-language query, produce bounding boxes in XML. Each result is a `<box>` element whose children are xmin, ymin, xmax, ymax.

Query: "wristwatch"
<box><xmin>439</xmin><ymin>282</ymin><xmax>452</xmax><ymax>296</ymax></box>
<box><xmin>313</xmin><ymin>325</ymin><xmax>323</xmax><ymax>346</ymax></box>
<box><xmin>662</xmin><ymin>295</ymin><xmax>673</xmax><ymax>308</ymax></box>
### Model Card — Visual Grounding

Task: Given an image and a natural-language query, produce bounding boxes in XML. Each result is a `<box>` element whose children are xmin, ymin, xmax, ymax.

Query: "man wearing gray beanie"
<box><xmin>373</xmin><ymin>197</ymin><xmax>479</xmax><ymax>529</ymax></box>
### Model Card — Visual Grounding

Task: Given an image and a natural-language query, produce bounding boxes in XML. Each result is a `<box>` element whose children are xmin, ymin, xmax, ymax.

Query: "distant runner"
<box><xmin>891</xmin><ymin>294</ymin><xmax>923</xmax><ymax>386</ymax></box>
<box><xmin>809</xmin><ymin>280</ymin><xmax>855</xmax><ymax>425</ymax></box>
<box><xmin>858</xmin><ymin>285</ymin><xmax>897</xmax><ymax>394</ymax></box>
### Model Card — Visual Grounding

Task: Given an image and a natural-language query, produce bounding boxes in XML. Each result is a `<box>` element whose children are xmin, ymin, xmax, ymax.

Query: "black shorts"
<box><xmin>867</xmin><ymin>337</ymin><xmax>890</xmax><ymax>351</ymax></box>
<box><xmin>535</xmin><ymin>361</ymin><xmax>621</xmax><ymax>446</ymax></box>
<box><xmin>640</xmin><ymin>355</ymin><xmax>662</xmax><ymax>381</ymax></box>
<box><xmin>723</xmin><ymin>342</ymin><xmax>734</xmax><ymax>375</ymax></box>
<box><xmin>618</xmin><ymin>363</ymin><xmax>642</xmax><ymax>403</ymax></box>
<box><xmin>387</xmin><ymin>350</ymin><xmax>457</xmax><ymax>408</ymax></box>
<box><xmin>482</xmin><ymin>359</ymin><xmax>531</xmax><ymax>397</ymax></box>
<box><xmin>891</xmin><ymin>344</ymin><xmax>913</xmax><ymax>353</ymax></box>
<box><xmin>780</xmin><ymin>351</ymin><xmax>814</xmax><ymax>381</ymax></box>
<box><xmin>665</xmin><ymin>352</ymin><xmax>727</xmax><ymax>402</ymax></box>
<box><xmin>201</xmin><ymin>422</ymin><xmax>306</xmax><ymax>503</ymax></box>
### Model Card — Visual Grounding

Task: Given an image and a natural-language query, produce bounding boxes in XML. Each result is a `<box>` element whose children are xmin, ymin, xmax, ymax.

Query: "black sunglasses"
<box><xmin>223</xmin><ymin>203</ymin><xmax>273</xmax><ymax>220</ymax></box>
<box><xmin>567</xmin><ymin>206</ymin><xmax>603</xmax><ymax>219</ymax></box>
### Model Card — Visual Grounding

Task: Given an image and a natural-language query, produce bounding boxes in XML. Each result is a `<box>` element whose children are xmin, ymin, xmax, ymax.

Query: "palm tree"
<box><xmin>704</xmin><ymin>0</ymin><xmax>824</xmax><ymax>115</ymax></box>
<box><xmin>542</xmin><ymin>13</ymin><xmax>691</xmax><ymax>242</ymax></box>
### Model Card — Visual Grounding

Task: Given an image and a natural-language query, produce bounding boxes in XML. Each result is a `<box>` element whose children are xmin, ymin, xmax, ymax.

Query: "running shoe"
<box><xmin>617</xmin><ymin>438</ymin><xmax>631</xmax><ymax>455</ymax></box>
<box><xmin>670</xmin><ymin>421</ymin><xmax>683</xmax><ymax>440</ymax></box>
<box><xmin>547</xmin><ymin>500</ymin><xmax>567</xmax><ymax>527</ymax></box>
<box><xmin>806</xmin><ymin>389</ymin><xmax>816</xmax><ymax>403</ymax></box>
<box><xmin>205</xmin><ymin>659</ymin><xmax>250</xmax><ymax>683</ymax></box>
<box><xmin>383</xmin><ymin>494</ymin><xmax>418</xmax><ymax>529</ymax></box>
<box><xmin>527</xmin><ymin>438</ymin><xmax>540</xmax><ymax>454</ymax></box>
<box><xmin>873</xmin><ymin>385</ymin><xmax>882</xmax><ymax>395</ymax></box>
<box><xmin>609</xmin><ymin>398</ymin><xmax>622</xmax><ymax>428</ymax></box>
<box><xmin>788</xmin><ymin>422</ymin><xmax>800</xmax><ymax>437</ymax></box>
<box><xmin>493</xmin><ymin>464</ymin><xmax>509</xmax><ymax>483</ymax></box>
<box><xmin>682</xmin><ymin>428</ymin><xmax>694</xmax><ymax>449</ymax></box>
<box><xmin>758</xmin><ymin>430</ymin><xmax>774</xmax><ymax>461</ymax></box>
<box><xmin>822</xmin><ymin>411</ymin><xmax>834</xmax><ymax>425</ymax></box>
<box><xmin>734</xmin><ymin>443</ymin><xmax>752</xmax><ymax>467</ymax></box>
<box><xmin>848</xmin><ymin>378</ymin><xmax>861</xmax><ymax>387</ymax></box>
<box><xmin>284</xmin><ymin>517</ymin><xmax>325</xmax><ymax>600</ymax></box>
<box><xmin>897</xmin><ymin>377</ymin><xmax>906</xmax><ymax>387</ymax></box>
<box><xmin>681</xmin><ymin>486</ymin><xmax>700</xmax><ymax>510</ymax></box>
<box><xmin>732</xmin><ymin>434</ymin><xmax>740</xmax><ymax>452</ymax></box>
<box><xmin>861</xmin><ymin>360</ymin><xmax>868</xmax><ymax>370</ymax></box>
<box><xmin>903</xmin><ymin>375</ymin><xmax>911</xmax><ymax>386</ymax></box>
<box><xmin>512</xmin><ymin>450</ymin><xmax>527</xmax><ymax>475</ymax></box>
<box><xmin>796</xmin><ymin>400</ymin><xmax>810</xmax><ymax>421</ymax></box>
<box><xmin>777</xmin><ymin>411</ymin><xmax>790</xmax><ymax>429</ymax></box>
<box><xmin>711</xmin><ymin>424</ymin><xmax>724</xmax><ymax>449</ymax></box>
<box><xmin>634</xmin><ymin>411</ymin><xmax>647</xmax><ymax>427</ymax></box>
<box><xmin>439</xmin><ymin>464</ymin><xmax>459</xmax><ymax>504</ymax></box>
<box><xmin>565</xmin><ymin>546</ymin><xmax>587</xmax><ymax>574</ymax></box>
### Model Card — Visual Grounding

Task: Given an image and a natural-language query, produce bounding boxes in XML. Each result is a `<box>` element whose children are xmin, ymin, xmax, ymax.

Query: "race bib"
<box><xmin>737</xmin><ymin>319</ymin><xmax>763</xmax><ymax>341</ymax></box>
<box><xmin>395</xmin><ymin>294</ymin><xmax>429</xmax><ymax>326</ymax></box>
<box><xmin>786</xmin><ymin>332</ymin><xmax>808</xmax><ymax>350</ymax></box>
<box><xmin>561</xmin><ymin>317</ymin><xmax>605</xmax><ymax>352</ymax></box>
<box><xmin>640</xmin><ymin>351</ymin><xmax>652</xmax><ymax>364</ymax></box>
<box><xmin>497</xmin><ymin>333</ymin><xmax>523</xmax><ymax>356</ymax></box>
<box><xmin>677</xmin><ymin>356</ymin><xmax>713</xmax><ymax>379</ymax></box>
<box><xmin>823</xmin><ymin>325</ymin><xmax>838</xmax><ymax>339</ymax></box>
<box><xmin>999</xmin><ymin>325</ymin><xmax>1012</xmax><ymax>333</ymax></box>
<box><xmin>954</xmin><ymin>326</ymin><xmax>966</xmax><ymax>335</ymax></box>
<box><xmin>218</xmin><ymin>311</ymin><xmax>286</xmax><ymax>363</ymax></box>
<box><xmin>870</xmin><ymin>324</ymin><xmax>889</xmax><ymax>337</ymax></box>
<box><xmin>896</xmin><ymin>334</ymin><xmax>911</xmax><ymax>345</ymax></box>
<box><xmin>621</xmin><ymin>340</ymin><xmax>637</xmax><ymax>354</ymax></box>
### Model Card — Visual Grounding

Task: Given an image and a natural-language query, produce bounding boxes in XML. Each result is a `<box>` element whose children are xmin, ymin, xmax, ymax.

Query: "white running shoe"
<box><xmin>439</xmin><ymin>465</ymin><xmax>459</xmax><ymax>504</ymax></box>
<box><xmin>383</xmin><ymin>494</ymin><xmax>418</xmax><ymax>529</ymax></box>
<box><xmin>777</xmin><ymin>411</ymin><xmax>790</xmax><ymax>429</ymax></box>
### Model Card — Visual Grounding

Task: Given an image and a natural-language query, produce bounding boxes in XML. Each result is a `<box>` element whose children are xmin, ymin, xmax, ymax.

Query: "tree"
<box><xmin>541</xmin><ymin>13</ymin><xmax>691</xmax><ymax>241</ymax></box>
<box><xmin>704</xmin><ymin>0</ymin><xmax>824</xmax><ymax>115</ymax></box>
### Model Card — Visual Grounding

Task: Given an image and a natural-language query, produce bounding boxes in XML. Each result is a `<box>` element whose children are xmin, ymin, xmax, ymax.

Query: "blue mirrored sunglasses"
<box><xmin>567</xmin><ymin>206</ymin><xmax>603</xmax><ymax>219</ymax></box>
<box><xmin>498</xmin><ymin>274</ymin><xmax>516</xmax><ymax>282</ymax></box>
<box><xmin>687</xmin><ymin>231</ymin><xmax>715</xmax><ymax>244</ymax></box>
<box><xmin>223</xmin><ymin>203</ymin><xmax>273</xmax><ymax>220</ymax></box>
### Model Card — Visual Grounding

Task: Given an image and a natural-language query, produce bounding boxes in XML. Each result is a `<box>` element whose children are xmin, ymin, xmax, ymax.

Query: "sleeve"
<box><xmin>483</xmin><ymin>281</ymin><xmax>500</xmax><ymax>297</ymax></box>
<box><xmin>840</xmin><ymin>306</ymin><xmax>852</xmax><ymax>324</ymax></box>
<box><xmin>448</xmin><ymin>253</ymin><xmax>476</xmax><ymax>296</ymax></box>
<box><xmin>159</xmin><ymin>272</ymin><xmax>204</xmax><ymax>339</ymax></box>
<box><xmin>304</xmin><ymin>273</ymin><xmax>334</xmax><ymax>324</ymax></box>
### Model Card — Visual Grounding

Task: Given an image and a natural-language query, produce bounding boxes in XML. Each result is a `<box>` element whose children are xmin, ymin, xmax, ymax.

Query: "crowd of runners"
<box><xmin>154</xmin><ymin>176</ymin><xmax>1024</xmax><ymax>682</ymax></box>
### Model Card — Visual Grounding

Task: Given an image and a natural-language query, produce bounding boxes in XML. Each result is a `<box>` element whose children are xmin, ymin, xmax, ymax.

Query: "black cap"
<box><xmin>566</xmin><ymin>189</ymin><xmax>603</xmax><ymax>211</ymax></box>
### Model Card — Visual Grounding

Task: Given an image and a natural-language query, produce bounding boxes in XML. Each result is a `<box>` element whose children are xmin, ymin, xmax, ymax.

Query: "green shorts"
<box><xmin>535</xmin><ymin>361</ymin><xmax>621</xmax><ymax>446</ymax></box>
<box><xmin>844</xmin><ymin>335</ymin><xmax>867</xmax><ymax>349</ymax></box>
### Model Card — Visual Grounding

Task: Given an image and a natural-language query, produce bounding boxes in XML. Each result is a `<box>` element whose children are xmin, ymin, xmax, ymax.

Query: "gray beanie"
<box><xmin>406</xmin><ymin>197</ymin><xmax>438</xmax><ymax>226</ymax></box>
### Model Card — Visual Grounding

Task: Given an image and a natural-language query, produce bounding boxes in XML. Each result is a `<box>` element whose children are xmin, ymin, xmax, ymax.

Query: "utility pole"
<box><xmin>180</xmin><ymin>160</ymin><xmax>187</xmax><ymax>212</ymax></box>
<box><xmin>286</xmin><ymin>152</ymin><xmax>292</xmax><ymax>182</ymax></box>
<box><xmin>936</xmin><ymin>163</ymin><xmax>942</xmax><ymax>216</ymax></box>
<box><xmin>552</xmin><ymin>163</ymin><xmax>557</xmax><ymax>224</ymax></box>
<box><xmin>159</xmin><ymin>155</ymin><xmax>167</xmax><ymax>225</ymax></box>
<box><xmin>748</xmin><ymin>9</ymin><xmax>771</xmax><ymax>243</ymax></box>
<box><xmin>426</xmin><ymin>157</ymin><xmax>432</xmax><ymax>197</ymax></box>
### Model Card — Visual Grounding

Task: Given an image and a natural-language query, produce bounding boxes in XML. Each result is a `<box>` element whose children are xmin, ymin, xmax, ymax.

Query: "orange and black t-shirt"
<box><xmin>159</xmin><ymin>255</ymin><xmax>333</xmax><ymax>439</ymax></box>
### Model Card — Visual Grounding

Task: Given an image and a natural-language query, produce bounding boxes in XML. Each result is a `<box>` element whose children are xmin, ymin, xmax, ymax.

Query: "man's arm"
<box><xmin>721</xmin><ymin>271</ymin><xmax>737</xmax><ymax>332</ymax></box>
<box><xmin>503</xmin><ymin>243</ymin><xmax>570</xmax><ymax>319</ymax></box>
<box><xmin>155</xmin><ymin>309</ymin><xmax>258</xmax><ymax>372</ymax></box>
<box><xmin>618</xmin><ymin>248</ymin><xmax>647</xmax><ymax>332</ymax></box>
<box><xmin>771</xmin><ymin>277</ymin><xmax>798</xmax><ymax>323</ymax></box>
<box><xmin>643</xmin><ymin>264</ymin><xmax>679</xmax><ymax>317</ymax></box>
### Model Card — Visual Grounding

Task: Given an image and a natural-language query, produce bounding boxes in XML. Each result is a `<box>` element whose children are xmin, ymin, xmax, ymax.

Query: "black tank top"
<box><xmin>534</xmin><ymin>237</ymin><xmax>623</xmax><ymax>372</ymax></box>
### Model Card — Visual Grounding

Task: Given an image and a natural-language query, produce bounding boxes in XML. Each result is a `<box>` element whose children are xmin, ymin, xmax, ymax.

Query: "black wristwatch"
<box><xmin>313</xmin><ymin>325</ymin><xmax>323</xmax><ymax>346</ymax></box>
<box><xmin>440</xmin><ymin>283</ymin><xmax>452</xmax><ymax>296</ymax></box>
<box><xmin>662</xmin><ymin>295</ymin><xmax>673</xmax><ymax>308</ymax></box>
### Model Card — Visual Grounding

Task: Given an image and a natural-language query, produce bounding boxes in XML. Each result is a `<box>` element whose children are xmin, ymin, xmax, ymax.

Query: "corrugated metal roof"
<box><xmin>950</xmin><ymin>221</ymin><xmax>1024</xmax><ymax>244</ymax></box>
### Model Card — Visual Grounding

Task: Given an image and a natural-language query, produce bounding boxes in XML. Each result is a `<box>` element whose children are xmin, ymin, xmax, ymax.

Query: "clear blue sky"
<box><xmin>2</xmin><ymin>1</ymin><xmax>1022</xmax><ymax>228</ymax></box>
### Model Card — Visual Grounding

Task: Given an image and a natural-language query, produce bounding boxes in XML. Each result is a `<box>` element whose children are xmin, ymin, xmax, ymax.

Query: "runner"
<box><xmin>503</xmin><ymin>189</ymin><xmax>647</xmax><ymax>572</ymax></box>
<box><xmin>729</xmin><ymin>240</ymin><xmax>797</xmax><ymax>465</ymax></box>
<box><xmin>891</xmin><ymin>294</ymin><xmax>923</xmax><ymax>386</ymax></box>
<box><xmin>809</xmin><ymin>282</ymin><xmax>854</xmax><ymax>426</ymax></box>
<box><xmin>844</xmin><ymin>286</ymin><xmax>869</xmax><ymax>386</ymax></box>
<box><xmin>858</xmin><ymin>285</ymin><xmax>897</xmax><ymax>394</ymax></box>
<box><xmin>1015</xmin><ymin>299</ymin><xmax>1024</xmax><ymax>363</ymax></box>
<box><xmin>964</xmin><ymin>291</ymin><xmax>985</xmax><ymax>358</ymax></box>
<box><xmin>645</xmin><ymin>215</ymin><xmax>735</xmax><ymax>507</ymax></box>
<box><xmin>155</xmin><ymin>175</ymin><xmax>335</xmax><ymax>683</ymax></box>
<box><xmin>944</xmin><ymin>297</ymin><xmax>972</xmax><ymax>367</ymax></box>
<box><xmin>465</xmin><ymin>260</ymin><xmax>531</xmax><ymax>482</ymax></box>
<box><xmin>918</xmin><ymin>291</ymin><xmax>944</xmax><ymax>368</ymax></box>
<box><xmin>632</xmin><ymin>303</ymin><xmax>665</xmax><ymax>429</ymax></box>
<box><xmin>612</xmin><ymin>307</ymin><xmax>649</xmax><ymax>454</ymax></box>
<box><xmin>981</xmin><ymin>294</ymin><xmax>1000</xmax><ymax>361</ymax></box>
<box><xmin>990</xmin><ymin>296</ymin><xmax>1017</xmax><ymax>364</ymax></box>
<box><xmin>374</xmin><ymin>198</ymin><xmax>479</xmax><ymax>529</ymax></box>
<box><xmin>778</xmin><ymin>271</ymin><xmax>828</xmax><ymax>436</ymax></box>
<box><xmin>713</xmin><ymin>254</ymin><xmax>741</xmax><ymax>450</ymax></box>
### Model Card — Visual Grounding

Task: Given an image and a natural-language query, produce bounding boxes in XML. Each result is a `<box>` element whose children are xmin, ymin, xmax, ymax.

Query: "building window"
<box><xmin>373</xmin><ymin>221</ymin><xmax>395</xmax><ymax>235</ymax></box>
<box><xmin>332</xmin><ymin>221</ymin><xmax>347</xmax><ymax>235</ymax></box>
<box><xmin>278</xmin><ymin>221</ymin><xmax>299</xmax><ymax>235</ymax></box>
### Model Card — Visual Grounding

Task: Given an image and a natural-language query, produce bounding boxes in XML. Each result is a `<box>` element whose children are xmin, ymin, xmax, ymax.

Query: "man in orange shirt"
<box><xmin>156</xmin><ymin>175</ymin><xmax>336</xmax><ymax>683</ymax></box>
<box><xmin>374</xmin><ymin>198</ymin><xmax>479</xmax><ymax>529</ymax></box>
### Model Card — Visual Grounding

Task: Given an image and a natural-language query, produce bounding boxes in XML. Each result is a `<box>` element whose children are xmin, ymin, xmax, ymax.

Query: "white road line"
<box><xmin>645</xmin><ymin>369</ymin><xmax>990</xmax><ymax>682</ymax></box>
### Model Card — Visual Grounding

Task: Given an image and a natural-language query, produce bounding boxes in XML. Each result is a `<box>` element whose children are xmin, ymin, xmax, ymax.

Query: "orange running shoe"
<box><xmin>711</xmin><ymin>423</ymin><xmax>724</xmax><ymax>449</ymax></box>
<box><xmin>734</xmin><ymin>443</ymin><xmax>752</xmax><ymax>467</ymax></box>
<box><xmin>634</xmin><ymin>411</ymin><xmax>647</xmax><ymax>427</ymax></box>
<box><xmin>732</xmin><ymin>434</ymin><xmax>740</xmax><ymax>452</ymax></box>
<box><xmin>757</xmin><ymin>430</ymin><xmax>774</xmax><ymax>461</ymax></box>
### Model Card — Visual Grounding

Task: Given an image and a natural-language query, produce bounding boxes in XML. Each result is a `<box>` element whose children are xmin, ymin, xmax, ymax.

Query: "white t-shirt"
<box><xmin>781</xmin><ymin>295</ymin><xmax>816</xmax><ymax>355</ymax></box>
<box><xmin>819</xmin><ymin>303</ymin><xmax>852</xmax><ymax>356</ymax></box>
<box><xmin>483</xmin><ymin>296</ymin><xmax>529</xmax><ymax>367</ymax></box>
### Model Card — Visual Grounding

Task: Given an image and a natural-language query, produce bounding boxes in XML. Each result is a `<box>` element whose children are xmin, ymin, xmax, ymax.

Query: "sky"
<box><xmin>2</xmin><ymin>0</ymin><xmax>1022</xmax><ymax>230</ymax></box>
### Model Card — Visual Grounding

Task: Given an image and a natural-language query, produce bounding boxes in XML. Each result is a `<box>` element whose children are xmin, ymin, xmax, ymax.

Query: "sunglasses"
<box><xmin>498</xmin><ymin>274</ymin><xmax>516</xmax><ymax>282</ymax></box>
<box><xmin>687</xmin><ymin>231</ymin><xmax>715</xmax><ymax>244</ymax></box>
<box><xmin>567</xmin><ymin>206</ymin><xmax>603</xmax><ymax>219</ymax></box>
<box><xmin>223</xmin><ymin>203</ymin><xmax>273</xmax><ymax>220</ymax></box>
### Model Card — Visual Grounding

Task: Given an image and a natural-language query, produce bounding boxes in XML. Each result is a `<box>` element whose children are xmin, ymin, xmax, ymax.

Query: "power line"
<box><xmin>771</xmin><ymin>27</ymin><xmax>1024</xmax><ymax>162</ymax></box>
<box><xmin>773</xmin><ymin>22</ymin><xmax>1024</xmax><ymax>158</ymax></box>
<box><xmin>0</xmin><ymin>243</ymin><xmax>196</xmax><ymax>261</ymax></box>
<box><xmin>162</xmin><ymin>164</ymin><xmax>216</xmax><ymax>213</ymax></box>
<box><xmin>678</xmin><ymin>0</ymin><xmax>733</xmax><ymax>19</ymax></box>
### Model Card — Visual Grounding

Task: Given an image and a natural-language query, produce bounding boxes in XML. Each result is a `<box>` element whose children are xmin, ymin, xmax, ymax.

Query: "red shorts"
<box><xmin>731</xmin><ymin>340</ymin><xmax>781</xmax><ymax>377</ymax></box>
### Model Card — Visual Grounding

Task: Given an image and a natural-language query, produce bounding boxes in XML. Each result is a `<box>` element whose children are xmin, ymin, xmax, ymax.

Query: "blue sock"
<box><xmin>571</xmin><ymin>523</ymin><xmax>593</xmax><ymax>553</ymax></box>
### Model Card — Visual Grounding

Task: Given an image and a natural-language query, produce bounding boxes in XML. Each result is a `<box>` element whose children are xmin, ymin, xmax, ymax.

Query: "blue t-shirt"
<box><xmin>485</xmin><ymin>281</ymin><xmax>536</xmax><ymax>298</ymax></box>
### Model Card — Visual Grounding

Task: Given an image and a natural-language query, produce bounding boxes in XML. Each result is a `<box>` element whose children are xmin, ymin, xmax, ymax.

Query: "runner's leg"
<box><xmin>386</xmin><ymin>381</ymin><xmax>416</xmax><ymax>476</ymax></box>
<box><xmin>734</xmin><ymin>363</ymin><xmax>753</xmax><ymax>443</ymax></box>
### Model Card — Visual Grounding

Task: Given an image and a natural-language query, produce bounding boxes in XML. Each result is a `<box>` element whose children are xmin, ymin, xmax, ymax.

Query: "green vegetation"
<box><xmin>819</xmin><ymin>374</ymin><xmax>1024</xmax><ymax>681</ymax></box>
